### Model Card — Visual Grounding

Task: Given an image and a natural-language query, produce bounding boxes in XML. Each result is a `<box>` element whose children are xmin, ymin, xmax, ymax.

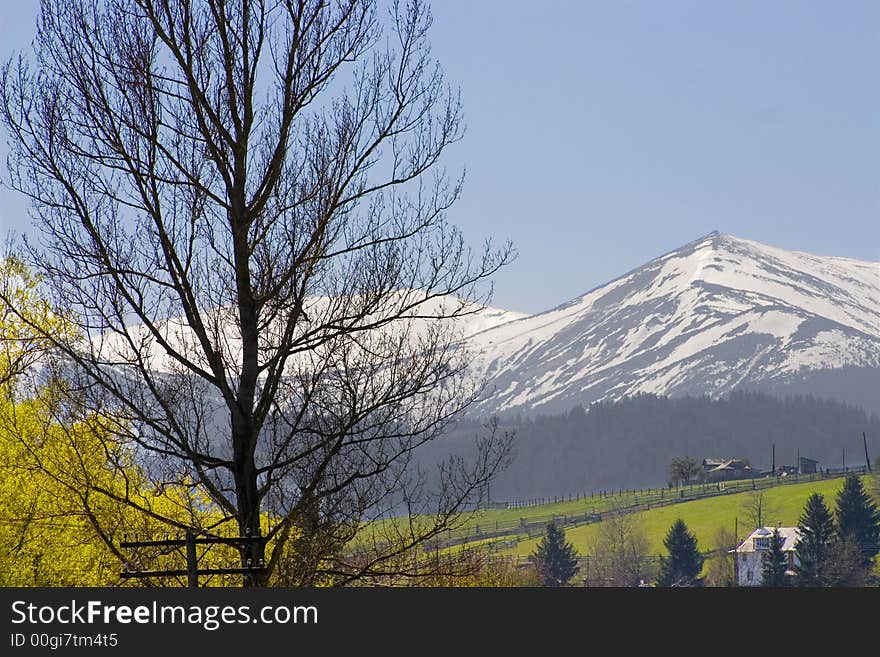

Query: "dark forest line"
<box><xmin>434</xmin><ymin>392</ymin><xmax>880</xmax><ymax>502</ymax></box>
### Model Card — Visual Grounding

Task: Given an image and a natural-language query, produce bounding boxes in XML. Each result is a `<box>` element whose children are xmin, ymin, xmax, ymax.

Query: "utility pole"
<box><xmin>120</xmin><ymin>532</ymin><xmax>267</xmax><ymax>587</ymax></box>
<box><xmin>185</xmin><ymin>531</ymin><xmax>198</xmax><ymax>589</ymax></box>
<box><xmin>771</xmin><ymin>443</ymin><xmax>775</xmax><ymax>476</ymax></box>
<box><xmin>733</xmin><ymin>516</ymin><xmax>739</xmax><ymax>586</ymax></box>
<box><xmin>864</xmin><ymin>432</ymin><xmax>872</xmax><ymax>474</ymax></box>
<box><xmin>843</xmin><ymin>447</ymin><xmax>846</xmax><ymax>473</ymax></box>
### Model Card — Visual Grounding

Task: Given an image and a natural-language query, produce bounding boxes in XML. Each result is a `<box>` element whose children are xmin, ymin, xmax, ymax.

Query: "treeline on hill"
<box><xmin>435</xmin><ymin>392</ymin><xmax>880</xmax><ymax>502</ymax></box>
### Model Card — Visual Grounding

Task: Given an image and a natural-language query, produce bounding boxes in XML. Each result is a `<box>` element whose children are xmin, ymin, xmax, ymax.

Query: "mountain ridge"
<box><xmin>465</xmin><ymin>232</ymin><xmax>880</xmax><ymax>416</ymax></box>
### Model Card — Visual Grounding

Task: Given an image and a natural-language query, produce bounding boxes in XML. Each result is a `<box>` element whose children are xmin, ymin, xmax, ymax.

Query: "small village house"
<box><xmin>701</xmin><ymin>457</ymin><xmax>752</xmax><ymax>482</ymax></box>
<box><xmin>733</xmin><ymin>527</ymin><xmax>800</xmax><ymax>586</ymax></box>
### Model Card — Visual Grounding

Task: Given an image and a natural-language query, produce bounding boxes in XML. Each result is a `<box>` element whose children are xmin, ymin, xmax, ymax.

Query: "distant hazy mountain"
<box><xmin>94</xmin><ymin>291</ymin><xmax>527</xmax><ymax>374</ymax></box>
<box><xmin>466</xmin><ymin>232</ymin><xmax>880</xmax><ymax>416</ymax></box>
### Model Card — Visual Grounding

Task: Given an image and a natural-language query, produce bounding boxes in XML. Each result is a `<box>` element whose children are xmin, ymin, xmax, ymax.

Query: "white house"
<box><xmin>733</xmin><ymin>527</ymin><xmax>800</xmax><ymax>586</ymax></box>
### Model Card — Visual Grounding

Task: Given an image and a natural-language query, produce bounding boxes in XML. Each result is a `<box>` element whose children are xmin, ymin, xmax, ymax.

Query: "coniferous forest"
<box><xmin>433</xmin><ymin>392</ymin><xmax>880</xmax><ymax>501</ymax></box>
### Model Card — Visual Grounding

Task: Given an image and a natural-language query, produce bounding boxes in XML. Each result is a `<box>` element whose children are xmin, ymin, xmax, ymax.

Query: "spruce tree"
<box><xmin>657</xmin><ymin>519</ymin><xmax>704</xmax><ymax>586</ymax></box>
<box><xmin>794</xmin><ymin>493</ymin><xmax>835</xmax><ymax>586</ymax></box>
<box><xmin>529</xmin><ymin>521</ymin><xmax>579</xmax><ymax>587</ymax></box>
<box><xmin>761</xmin><ymin>528</ymin><xmax>789</xmax><ymax>586</ymax></box>
<box><xmin>825</xmin><ymin>538</ymin><xmax>868</xmax><ymax>587</ymax></box>
<box><xmin>835</xmin><ymin>473</ymin><xmax>880</xmax><ymax>569</ymax></box>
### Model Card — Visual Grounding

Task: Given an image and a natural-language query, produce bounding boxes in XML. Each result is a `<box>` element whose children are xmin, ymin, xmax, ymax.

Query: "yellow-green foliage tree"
<box><xmin>0</xmin><ymin>390</ymin><xmax>241</xmax><ymax>585</ymax></box>
<box><xmin>0</xmin><ymin>255</ymin><xmax>111</xmax><ymax>584</ymax></box>
<box><xmin>0</xmin><ymin>257</ymin><xmax>239</xmax><ymax>586</ymax></box>
<box><xmin>1</xmin><ymin>395</ymin><xmax>119</xmax><ymax>585</ymax></box>
<box><xmin>0</xmin><ymin>256</ymin><xmax>73</xmax><ymax>388</ymax></box>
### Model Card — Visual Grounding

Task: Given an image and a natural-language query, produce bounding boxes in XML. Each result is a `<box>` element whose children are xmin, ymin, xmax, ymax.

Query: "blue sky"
<box><xmin>1</xmin><ymin>1</ymin><xmax>878</xmax><ymax>313</ymax></box>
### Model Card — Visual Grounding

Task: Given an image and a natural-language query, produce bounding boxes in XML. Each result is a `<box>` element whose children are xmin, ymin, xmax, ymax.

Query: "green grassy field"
<box><xmin>358</xmin><ymin>481</ymin><xmax>727</xmax><ymax>547</ymax></box>
<box><xmin>498</xmin><ymin>476</ymin><xmax>852</xmax><ymax>557</ymax></box>
<box><xmin>459</xmin><ymin>474</ymin><xmax>831</xmax><ymax>532</ymax></box>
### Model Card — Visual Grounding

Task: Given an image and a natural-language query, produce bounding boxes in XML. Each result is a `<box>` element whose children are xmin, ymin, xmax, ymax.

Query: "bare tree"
<box><xmin>703</xmin><ymin>527</ymin><xmax>736</xmax><ymax>587</ymax></box>
<box><xmin>587</xmin><ymin>510</ymin><xmax>651</xmax><ymax>587</ymax></box>
<box><xmin>0</xmin><ymin>0</ymin><xmax>513</xmax><ymax>586</ymax></box>
<box><xmin>742</xmin><ymin>490</ymin><xmax>778</xmax><ymax>531</ymax></box>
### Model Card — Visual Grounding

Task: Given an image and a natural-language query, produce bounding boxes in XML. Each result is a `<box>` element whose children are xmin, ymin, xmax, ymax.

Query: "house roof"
<box><xmin>735</xmin><ymin>527</ymin><xmax>800</xmax><ymax>553</ymax></box>
<box><xmin>707</xmin><ymin>458</ymin><xmax>751</xmax><ymax>473</ymax></box>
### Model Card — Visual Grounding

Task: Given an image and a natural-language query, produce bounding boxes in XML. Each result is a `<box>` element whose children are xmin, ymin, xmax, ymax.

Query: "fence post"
<box><xmin>185</xmin><ymin>531</ymin><xmax>198</xmax><ymax>589</ymax></box>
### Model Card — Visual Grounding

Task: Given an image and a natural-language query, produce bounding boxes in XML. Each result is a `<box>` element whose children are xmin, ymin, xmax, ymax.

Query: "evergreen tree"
<box><xmin>835</xmin><ymin>474</ymin><xmax>880</xmax><ymax>569</ymax></box>
<box><xmin>529</xmin><ymin>521</ymin><xmax>579</xmax><ymax>587</ymax></box>
<box><xmin>794</xmin><ymin>493</ymin><xmax>836</xmax><ymax>586</ymax></box>
<box><xmin>761</xmin><ymin>528</ymin><xmax>789</xmax><ymax>586</ymax></box>
<box><xmin>657</xmin><ymin>519</ymin><xmax>704</xmax><ymax>586</ymax></box>
<box><xmin>825</xmin><ymin>538</ymin><xmax>868</xmax><ymax>587</ymax></box>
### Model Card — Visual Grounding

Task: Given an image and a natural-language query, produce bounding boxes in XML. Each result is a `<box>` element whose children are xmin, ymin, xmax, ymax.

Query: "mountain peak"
<box><xmin>678</xmin><ymin>230</ymin><xmax>756</xmax><ymax>255</ymax></box>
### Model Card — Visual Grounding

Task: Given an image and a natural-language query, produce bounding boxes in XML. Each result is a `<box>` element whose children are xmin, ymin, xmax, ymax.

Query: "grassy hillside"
<box><xmin>464</xmin><ymin>476</ymin><xmax>816</xmax><ymax>531</ymax></box>
<box><xmin>499</xmin><ymin>476</ymin><xmax>850</xmax><ymax>558</ymax></box>
<box><xmin>355</xmin><ymin>473</ymin><xmax>868</xmax><ymax>558</ymax></box>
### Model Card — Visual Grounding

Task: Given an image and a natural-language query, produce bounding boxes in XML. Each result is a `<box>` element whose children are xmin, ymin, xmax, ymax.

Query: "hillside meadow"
<box><xmin>499</xmin><ymin>476</ymin><xmax>852</xmax><ymax>558</ymax></box>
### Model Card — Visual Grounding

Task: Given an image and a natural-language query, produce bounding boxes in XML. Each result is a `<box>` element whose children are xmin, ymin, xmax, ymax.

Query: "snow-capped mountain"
<box><xmin>466</xmin><ymin>232</ymin><xmax>880</xmax><ymax>416</ymax></box>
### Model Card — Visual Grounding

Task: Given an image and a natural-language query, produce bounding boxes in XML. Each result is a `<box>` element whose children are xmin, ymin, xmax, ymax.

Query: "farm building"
<box><xmin>798</xmin><ymin>456</ymin><xmax>819</xmax><ymax>474</ymax></box>
<box><xmin>772</xmin><ymin>457</ymin><xmax>820</xmax><ymax>477</ymax></box>
<box><xmin>733</xmin><ymin>526</ymin><xmax>800</xmax><ymax>586</ymax></box>
<box><xmin>701</xmin><ymin>458</ymin><xmax>753</xmax><ymax>482</ymax></box>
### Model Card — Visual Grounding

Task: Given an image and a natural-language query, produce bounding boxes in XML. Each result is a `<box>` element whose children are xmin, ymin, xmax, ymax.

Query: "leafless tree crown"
<box><xmin>1</xmin><ymin>0</ymin><xmax>513</xmax><ymax>585</ymax></box>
